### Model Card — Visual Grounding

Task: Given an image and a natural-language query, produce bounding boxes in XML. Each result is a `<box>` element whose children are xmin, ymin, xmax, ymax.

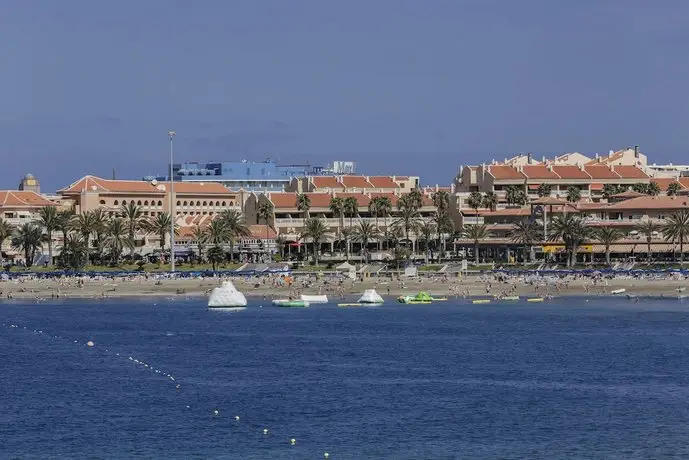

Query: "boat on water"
<box><xmin>473</xmin><ymin>299</ymin><xmax>491</xmax><ymax>304</ymax></box>
<box><xmin>611</xmin><ymin>288</ymin><xmax>626</xmax><ymax>295</ymax></box>
<box><xmin>527</xmin><ymin>297</ymin><xmax>544</xmax><ymax>302</ymax></box>
<box><xmin>300</xmin><ymin>294</ymin><xmax>328</xmax><ymax>304</ymax></box>
<box><xmin>272</xmin><ymin>299</ymin><xmax>310</xmax><ymax>308</ymax></box>
<box><xmin>358</xmin><ymin>289</ymin><xmax>384</xmax><ymax>304</ymax></box>
<box><xmin>208</xmin><ymin>281</ymin><xmax>247</xmax><ymax>308</ymax></box>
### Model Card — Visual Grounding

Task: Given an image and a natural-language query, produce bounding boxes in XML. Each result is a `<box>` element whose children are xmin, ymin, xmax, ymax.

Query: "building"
<box><xmin>145</xmin><ymin>159</ymin><xmax>357</xmax><ymax>194</ymax></box>
<box><xmin>177</xmin><ymin>223</ymin><xmax>277</xmax><ymax>262</ymax></box>
<box><xmin>285</xmin><ymin>175</ymin><xmax>420</xmax><ymax>193</ymax></box>
<box><xmin>18</xmin><ymin>173</ymin><xmax>41</xmax><ymax>193</ymax></box>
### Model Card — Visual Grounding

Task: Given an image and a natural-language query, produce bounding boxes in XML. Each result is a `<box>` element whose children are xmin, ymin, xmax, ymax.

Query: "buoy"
<box><xmin>324</xmin><ymin>453</ymin><xmax>330</xmax><ymax>459</ymax></box>
<box><xmin>176</xmin><ymin>384</ymin><xmax>181</xmax><ymax>390</ymax></box>
<box><xmin>263</xmin><ymin>428</ymin><xmax>269</xmax><ymax>435</ymax></box>
<box><xmin>214</xmin><ymin>410</ymin><xmax>219</xmax><ymax>416</ymax></box>
<box><xmin>87</xmin><ymin>341</ymin><xmax>94</xmax><ymax>347</ymax></box>
<box><xmin>290</xmin><ymin>438</ymin><xmax>296</xmax><ymax>445</ymax></box>
<box><xmin>186</xmin><ymin>405</ymin><xmax>190</xmax><ymax>409</ymax></box>
<box><xmin>235</xmin><ymin>416</ymin><xmax>240</xmax><ymax>421</ymax></box>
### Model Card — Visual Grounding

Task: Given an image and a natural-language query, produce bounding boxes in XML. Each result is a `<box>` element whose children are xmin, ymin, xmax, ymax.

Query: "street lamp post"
<box><xmin>168</xmin><ymin>130</ymin><xmax>176</xmax><ymax>272</ymax></box>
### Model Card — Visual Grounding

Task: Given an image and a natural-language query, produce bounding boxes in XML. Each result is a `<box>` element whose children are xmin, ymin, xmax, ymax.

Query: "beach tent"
<box><xmin>336</xmin><ymin>262</ymin><xmax>356</xmax><ymax>278</ymax></box>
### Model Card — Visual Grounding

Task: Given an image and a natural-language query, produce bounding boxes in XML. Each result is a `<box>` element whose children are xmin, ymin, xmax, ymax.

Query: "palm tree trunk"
<box><xmin>474</xmin><ymin>243</ymin><xmax>479</xmax><ymax>265</ymax></box>
<box><xmin>647</xmin><ymin>240</ymin><xmax>652</xmax><ymax>265</ymax></box>
<box><xmin>681</xmin><ymin>240</ymin><xmax>684</xmax><ymax>266</ymax></box>
<box><xmin>229</xmin><ymin>239</ymin><xmax>234</xmax><ymax>263</ymax></box>
<box><xmin>523</xmin><ymin>244</ymin><xmax>528</xmax><ymax>265</ymax></box>
<box><xmin>605</xmin><ymin>245</ymin><xmax>611</xmax><ymax>266</ymax></box>
<box><xmin>47</xmin><ymin>231</ymin><xmax>53</xmax><ymax>265</ymax></box>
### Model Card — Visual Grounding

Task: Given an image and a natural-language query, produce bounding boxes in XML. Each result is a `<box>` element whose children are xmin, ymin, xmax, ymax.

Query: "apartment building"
<box><xmin>285</xmin><ymin>175</ymin><xmax>420</xmax><ymax>194</ymax></box>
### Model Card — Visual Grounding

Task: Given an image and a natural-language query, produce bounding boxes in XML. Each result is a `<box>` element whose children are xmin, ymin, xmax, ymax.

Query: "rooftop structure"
<box><xmin>286</xmin><ymin>175</ymin><xmax>419</xmax><ymax>193</ymax></box>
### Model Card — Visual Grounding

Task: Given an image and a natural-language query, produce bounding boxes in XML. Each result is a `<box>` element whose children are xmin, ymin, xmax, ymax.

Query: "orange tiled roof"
<box><xmin>590</xmin><ymin>183</ymin><xmax>604</xmax><ymax>191</ymax></box>
<box><xmin>306</xmin><ymin>193</ymin><xmax>337</xmax><ymax>208</ymax></box>
<box><xmin>311</xmin><ymin>176</ymin><xmax>343</xmax><ymax>189</ymax></box>
<box><xmin>606</xmin><ymin>196</ymin><xmax>689</xmax><ymax>210</ymax></box>
<box><xmin>551</xmin><ymin>165</ymin><xmax>592</xmax><ymax>180</ymax></box>
<box><xmin>583</xmin><ymin>165</ymin><xmax>620</xmax><ymax>180</ymax></box>
<box><xmin>651</xmin><ymin>178</ymin><xmax>684</xmax><ymax>192</ymax></box>
<box><xmin>487</xmin><ymin>165</ymin><xmax>526</xmax><ymax>180</ymax></box>
<box><xmin>521</xmin><ymin>165</ymin><xmax>559</xmax><ymax>180</ymax></box>
<box><xmin>368</xmin><ymin>176</ymin><xmax>399</xmax><ymax>188</ymax></box>
<box><xmin>166</xmin><ymin>181</ymin><xmax>233</xmax><ymax>194</ymax></box>
<box><xmin>339</xmin><ymin>176</ymin><xmax>373</xmax><ymax>188</ymax></box>
<box><xmin>0</xmin><ymin>190</ymin><xmax>57</xmax><ymax>208</ymax></box>
<box><xmin>59</xmin><ymin>175</ymin><xmax>162</xmax><ymax>194</ymax></box>
<box><xmin>612</xmin><ymin>166</ymin><xmax>648</xmax><ymax>179</ymax></box>
<box><xmin>267</xmin><ymin>192</ymin><xmax>298</xmax><ymax>208</ymax></box>
<box><xmin>336</xmin><ymin>192</ymin><xmax>371</xmax><ymax>207</ymax></box>
<box><xmin>679</xmin><ymin>178</ymin><xmax>689</xmax><ymax>189</ymax></box>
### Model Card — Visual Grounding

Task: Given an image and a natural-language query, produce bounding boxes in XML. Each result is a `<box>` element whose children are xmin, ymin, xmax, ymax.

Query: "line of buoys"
<box><xmin>2</xmin><ymin>319</ymin><xmax>334</xmax><ymax>457</ymax></box>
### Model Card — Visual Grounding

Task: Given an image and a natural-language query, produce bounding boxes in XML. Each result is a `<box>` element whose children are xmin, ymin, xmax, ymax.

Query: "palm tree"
<box><xmin>0</xmin><ymin>217</ymin><xmax>12</xmax><ymax>265</ymax></box>
<box><xmin>647</xmin><ymin>181</ymin><xmax>661</xmax><ymax>196</ymax></box>
<box><xmin>206</xmin><ymin>219</ymin><xmax>229</xmax><ymax>245</ymax></box>
<box><xmin>463</xmin><ymin>224</ymin><xmax>491</xmax><ymax>265</ymax></box>
<box><xmin>56</xmin><ymin>209</ymin><xmax>75</xmax><ymax>247</ymax></box>
<box><xmin>432</xmin><ymin>191</ymin><xmax>450</xmax><ymax>213</ymax></box>
<box><xmin>632</xmin><ymin>183</ymin><xmax>649</xmax><ymax>194</ymax></box>
<box><xmin>667</xmin><ymin>182</ymin><xmax>681</xmax><ymax>197</ymax></box>
<box><xmin>219</xmin><ymin>209</ymin><xmax>251</xmax><ymax>262</ymax></box>
<box><xmin>566</xmin><ymin>186</ymin><xmax>581</xmax><ymax>203</ymax></box>
<box><xmin>353</xmin><ymin>221</ymin><xmax>380</xmax><ymax>262</ymax></box>
<box><xmin>508</xmin><ymin>219</ymin><xmax>543</xmax><ymax>265</ymax></box>
<box><xmin>257</xmin><ymin>201</ymin><xmax>274</xmax><ymax>261</ymax></box>
<box><xmin>433</xmin><ymin>210</ymin><xmax>454</xmax><ymax>260</ymax></box>
<box><xmin>207</xmin><ymin>245</ymin><xmax>225</xmax><ymax>271</ymax></box>
<box><xmin>300</xmin><ymin>217</ymin><xmax>330</xmax><ymax>265</ymax></box>
<box><xmin>37</xmin><ymin>206</ymin><xmax>59</xmax><ymax>265</ymax></box>
<box><xmin>90</xmin><ymin>208</ymin><xmax>109</xmax><ymax>264</ymax></box>
<box><xmin>394</xmin><ymin>194</ymin><xmax>422</xmax><ymax>252</ymax></box>
<box><xmin>330</xmin><ymin>197</ymin><xmax>345</xmax><ymax>251</ymax></box>
<box><xmin>59</xmin><ymin>234</ymin><xmax>89</xmax><ymax>271</ymax></box>
<box><xmin>104</xmin><ymin>217</ymin><xmax>130</xmax><ymax>265</ymax></box>
<box><xmin>635</xmin><ymin>219</ymin><xmax>659</xmax><ymax>265</ymax></box>
<box><xmin>594</xmin><ymin>227</ymin><xmax>623</xmax><ymax>266</ymax></box>
<box><xmin>408</xmin><ymin>189</ymin><xmax>424</xmax><ymax>210</ymax></box>
<box><xmin>467</xmin><ymin>191</ymin><xmax>483</xmax><ymax>213</ymax></box>
<box><xmin>296</xmin><ymin>193</ymin><xmax>311</xmax><ymax>219</ymax></box>
<box><xmin>143</xmin><ymin>212</ymin><xmax>178</xmax><ymax>252</ymax></box>
<box><xmin>548</xmin><ymin>214</ymin><xmax>592</xmax><ymax>267</ymax></box>
<box><xmin>72</xmin><ymin>212</ymin><xmax>97</xmax><ymax>259</ymax></box>
<box><xmin>375</xmin><ymin>196</ymin><xmax>393</xmax><ymax>250</ymax></box>
<box><xmin>417</xmin><ymin>221</ymin><xmax>437</xmax><ymax>263</ymax></box>
<box><xmin>343</xmin><ymin>197</ymin><xmax>359</xmax><ymax>229</ymax></box>
<box><xmin>482</xmin><ymin>192</ymin><xmax>498</xmax><ymax>211</ymax></box>
<box><xmin>11</xmin><ymin>223</ymin><xmax>44</xmax><ymax>267</ymax></box>
<box><xmin>119</xmin><ymin>202</ymin><xmax>142</xmax><ymax>255</ymax></box>
<box><xmin>602</xmin><ymin>184</ymin><xmax>625</xmax><ymax>200</ymax></box>
<box><xmin>340</xmin><ymin>226</ymin><xmax>354</xmax><ymax>261</ymax></box>
<box><xmin>505</xmin><ymin>185</ymin><xmax>524</xmax><ymax>206</ymax></box>
<box><xmin>664</xmin><ymin>210</ymin><xmax>689</xmax><ymax>265</ymax></box>
<box><xmin>190</xmin><ymin>224</ymin><xmax>208</xmax><ymax>262</ymax></box>
<box><xmin>537</xmin><ymin>183</ymin><xmax>553</xmax><ymax>198</ymax></box>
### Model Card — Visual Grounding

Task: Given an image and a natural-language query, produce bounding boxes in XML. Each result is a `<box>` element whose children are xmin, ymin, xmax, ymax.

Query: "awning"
<box><xmin>528</xmin><ymin>184</ymin><xmax>540</xmax><ymax>190</ymax></box>
<box><xmin>590</xmin><ymin>183</ymin><xmax>604</xmax><ymax>191</ymax></box>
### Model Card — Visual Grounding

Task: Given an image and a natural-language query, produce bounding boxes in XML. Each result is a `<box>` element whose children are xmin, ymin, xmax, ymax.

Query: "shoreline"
<box><xmin>0</xmin><ymin>275</ymin><xmax>686</xmax><ymax>301</ymax></box>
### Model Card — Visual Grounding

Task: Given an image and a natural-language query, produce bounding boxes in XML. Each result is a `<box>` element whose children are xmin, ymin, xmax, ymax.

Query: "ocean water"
<box><xmin>2</xmin><ymin>297</ymin><xmax>689</xmax><ymax>459</ymax></box>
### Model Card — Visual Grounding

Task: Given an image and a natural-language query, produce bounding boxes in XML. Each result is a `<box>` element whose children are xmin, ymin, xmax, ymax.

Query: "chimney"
<box><xmin>609</xmin><ymin>150</ymin><xmax>614</xmax><ymax>157</ymax></box>
<box><xmin>527</xmin><ymin>152</ymin><xmax>532</xmax><ymax>164</ymax></box>
<box><xmin>634</xmin><ymin>145</ymin><xmax>640</xmax><ymax>158</ymax></box>
<box><xmin>542</xmin><ymin>155</ymin><xmax>546</xmax><ymax>163</ymax></box>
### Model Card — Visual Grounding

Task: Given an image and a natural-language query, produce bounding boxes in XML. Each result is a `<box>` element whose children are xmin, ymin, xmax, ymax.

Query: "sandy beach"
<box><xmin>0</xmin><ymin>273</ymin><xmax>687</xmax><ymax>301</ymax></box>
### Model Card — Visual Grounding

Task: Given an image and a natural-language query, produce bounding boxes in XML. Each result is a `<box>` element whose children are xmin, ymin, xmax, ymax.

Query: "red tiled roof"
<box><xmin>336</xmin><ymin>193</ymin><xmax>371</xmax><ymax>207</ymax></box>
<box><xmin>612</xmin><ymin>166</ymin><xmax>648</xmax><ymax>179</ymax></box>
<box><xmin>369</xmin><ymin>192</ymin><xmax>400</xmax><ymax>207</ymax></box>
<box><xmin>487</xmin><ymin>165</ymin><xmax>526</xmax><ymax>180</ymax></box>
<box><xmin>651</xmin><ymin>178</ymin><xmax>684</xmax><ymax>192</ymax></box>
<box><xmin>590</xmin><ymin>183</ymin><xmax>604</xmax><ymax>191</ymax></box>
<box><xmin>60</xmin><ymin>175</ymin><xmax>161</xmax><ymax>194</ymax></box>
<box><xmin>551</xmin><ymin>165</ymin><xmax>591</xmax><ymax>180</ymax></box>
<box><xmin>0</xmin><ymin>191</ymin><xmax>57</xmax><ymax>208</ymax></box>
<box><xmin>267</xmin><ymin>192</ymin><xmax>297</xmax><ymax>208</ymax></box>
<box><xmin>606</xmin><ymin>196</ymin><xmax>689</xmax><ymax>210</ymax></box>
<box><xmin>368</xmin><ymin>176</ymin><xmax>399</xmax><ymax>189</ymax></box>
<box><xmin>165</xmin><ymin>181</ymin><xmax>233</xmax><ymax>194</ymax></box>
<box><xmin>305</xmin><ymin>193</ymin><xmax>336</xmax><ymax>208</ymax></box>
<box><xmin>583</xmin><ymin>166</ymin><xmax>620</xmax><ymax>180</ymax></box>
<box><xmin>339</xmin><ymin>176</ymin><xmax>373</xmax><ymax>188</ymax></box>
<box><xmin>521</xmin><ymin>165</ymin><xmax>559</xmax><ymax>180</ymax></box>
<box><xmin>679</xmin><ymin>178</ymin><xmax>689</xmax><ymax>189</ymax></box>
<box><xmin>311</xmin><ymin>176</ymin><xmax>343</xmax><ymax>189</ymax></box>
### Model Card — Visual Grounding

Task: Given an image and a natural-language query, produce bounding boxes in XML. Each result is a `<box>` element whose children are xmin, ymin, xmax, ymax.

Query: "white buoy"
<box><xmin>324</xmin><ymin>453</ymin><xmax>329</xmax><ymax>459</ymax></box>
<box><xmin>214</xmin><ymin>410</ymin><xmax>219</xmax><ymax>416</ymax></box>
<box><xmin>235</xmin><ymin>416</ymin><xmax>240</xmax><ymax>421</ymax></box>
<box><xmin>186</xmin><ymin>405</ymin><xmax>190</xmax><ymax>409</ymax></box>
<box><xmin>87</xmin><ymin>341</ymin><xmax>94</xmax><ymax>347</ymax></box>
<box><xmin>290</xmin><ymin>438</ymin><xmax>296</xmax><ymax>445</ymax></box>
<box><xmin>263</xmin><ymin>428</ymin><xmax>269</xmax><ymax>435</ymax></box>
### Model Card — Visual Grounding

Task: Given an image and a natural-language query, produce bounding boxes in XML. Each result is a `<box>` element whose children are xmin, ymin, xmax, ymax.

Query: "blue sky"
<box><xmin>1</xmin><ymin>0</ymin><xmax>688</xmax><ymax>191</ymax></box>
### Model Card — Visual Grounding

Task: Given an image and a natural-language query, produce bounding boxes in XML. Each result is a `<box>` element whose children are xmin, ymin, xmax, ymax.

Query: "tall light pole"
<box><xmin>168</xmin><ymin>130</ymin><xmax>176</xmax><ymax>272</ymax></box>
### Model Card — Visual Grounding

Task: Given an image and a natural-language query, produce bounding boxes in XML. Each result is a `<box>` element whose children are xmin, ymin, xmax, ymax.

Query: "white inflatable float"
<box><xmin>208</xmin><ymin>280</ymin><xmax>248</xmax><ymax>308</ymax></box>
<box><xmin>357</xmin><ymin>289</ymin><xmax>384</xmax><ymax>304</ymax></box>
<box><xmin>300</xmin><ymin>294</ymin><xmax>328</xmax><ymax>304</ymax></box>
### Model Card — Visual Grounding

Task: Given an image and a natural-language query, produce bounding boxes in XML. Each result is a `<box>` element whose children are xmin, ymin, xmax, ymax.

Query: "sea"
<box><xmin>2</xmin><ymin>296</ymin><xmax>689</xmax><ymax>459</ymax></box>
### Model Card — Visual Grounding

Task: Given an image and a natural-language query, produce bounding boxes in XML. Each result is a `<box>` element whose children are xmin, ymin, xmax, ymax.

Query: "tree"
<box><xmin>508</xmin><ymin>219</ymin><xmax>543</xmax><ymax>265</ymax></box>
<box><xmin>207</xmin><ymin>245</ymin><xmax>225</xmax><ymax>272</ymax></box>
<box><xmin>548</xmin><ymin>214</ymin><xmax>593</xmax><ymax>267</ymax></box>
<box><xmin>190</xmin><ymin>224</ymin><xmax>208</xmax><ymax>262</ymax></box>
<box><xmin>257</xmin><ymin>201</ymin><xmax>274</xmax><ymax>260</ymax></box>
<box><xmin>207</xmin><ymin>219</ymin><xmax>229</xmax><ymax>245</ymax></box>
<box><xmin>37</xmin><ymin>206</ymin><xmax>59</xmax><ymax>265</ymax></box>
<box><xmin>343</xmin><ymin>197</ymin><xmax>359</xmax><ymax>229</ymax></box>
<box><xmin>340</xmin><ymin>226</ymin><xmax>354</xmax><ymax>260</ymax></box>
<box><xmin>467</xmin><ymin>191</ymin><xmax>483</xmax><ymax>213</ymax></box>
<box><xmin>667</xmin><ymin>182</ymin><xmax>681</xmax><ymax>197</ymax></box>
<box><xmin>594</xmin><ymin>227</ymin><xmax>623</xmax><ymax>266</ymax></box>
<box><xmin>647</xmin><ymin>181</ymin><xmax>661</xmax><ymax>196</ymax></box>
<box><xmin>635</xmin><ymin>219</ymin><xmax>659</xmax><ymax>265</ymax></box>
<box><xmin>90</xmin><ymin>208</ymin><xmax>110</xmax><ymax>264</ymax></box>
<box><xmin>537</xmin><ymin>183</ymin><xmax>553</xmax><ymax>198</ymax></box>
<box><xmin>482</xmin><ymin>192</ymin><xmax>498</xmax><ymax>211</ymax></box>
<box><xmin>104</xmin><ymin>217</ymin><xmax>130</xmax><ymax>265</ymax></box>
<box><xmin>330</xmin><ymin>197</ymin><xmax>345</xmax><ymax>250</ymax></box>
<box><xmin>602</xmin><ymin>184</ymin><xmax>624</xmax><ymax>200</ymax></box>
<box><xmin>433</xmin><ymin>210</ymin><xmax>454</xmax><ymax>259</ymax></box>
<box><xmin>11</xmin><ymin>223</ymin><xmax>44</xmax><ymax>267</ymax></box>
<box><xmin>505</xmin><ymin>185</ymin><xmax>527</xmax><ymax>206</ymax></box>
<box><xmin>664</xmin><ymin>210</ymin><xmax>689</xmax><ymax>265</ymax></box>
<box><xmin>0</xmin><ymin>218</ymin><xmax>13</xmax><ymax>265</ymax></box>
<box><xmin>59</xmin><ymin>234</ymin><xmax>89</xmax><ymax>271</ymax></box>
<box><xmin>632</xmin><ymin>183</ymin><xmax>649</xmax><ymax>194</ymax></box>
<box><xmin>72</xmin><ymin>212</ymin><xmax>97</xmax><ymax>261</ymax></box>
<box><xmin>462</xmin><ymin>224</ymin><xmax>491</xmax><ymax>265</ymax></box>
<box><xmin>408</xmin><ymin>188</ymin><xmax>424</xmax><ymax>210</ymax></box>
<box><xmin>300</xmin><ymin>217</ymin><xmax>330</xmax><ymax>265</ymax></box>
<box><xmin>119</xmin><ymin>202</ymin><xmax>142</xmax><ymax>255</ymax></box>
<box><xmin>56</xmin><ymin>209</ymin><xmax>75</xmax><ymax>247</ymax></box>
<box><xmin>416</xmin><ymin>221</ymin><xmax>437</xmax><ymax>263</ymax></box>
<box><xmin>353</xmin><ymin>221</ymin><xmax>380</xmax><ymax>262</ymax></box>
<box><xmin>431</xmin><ymin>191</ymin><xmax>450</xmax><ymax>213</ymax></box>
<box><xmin>393</xmin><ymin>194</ymin><xmax>422</xmax><ymax>252</ymax></box>
<box><xmin>219</xmin><ymin>209</ymin><xmax>251</xmax><ymax>262</ymax></box>
<box><xmin>374</xmin><ymin>196</ymin><xmax>393</xmax><ymax>249</ymax></box>
<box><xmin>143</xmin><ymin>212</ymin><xmax>178</xmax><ymax>252</ymax></box>
<box><xmin>566</xmin><ymin>186</ymin><xmax>581</xmax><ymax>203</ymax></box>
<box><xmin>296</xmin><ymin>193</ymin><xmax>311</xmax><ymax>219</ymax></box>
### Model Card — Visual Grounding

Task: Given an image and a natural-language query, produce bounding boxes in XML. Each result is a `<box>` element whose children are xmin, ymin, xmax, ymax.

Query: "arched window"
<box><xmin>183</xmin><ymin>201</ymin><xmax>188</xmax><ymax>206</ymax></box>
<box><xmin>99</xmin><ymin>199</ymin><xmax>105</xmax><ymax>205</ymax></box>
<box><xmin>229</xmin><ymin>201</ymin><xmax>234</xmax><ymax>207</ymax></box>
<box><xmin>215</xmin><ymin>201</ymin><xmax>220</xmax><ymax>206</ymax></box>
<box><xmin>137</xmin><ymin>200</ymin><xmax>142</xmax><ymax>205</ymax></box>
<box><xmin>221</xmin><ymin>201</ymin><xmax>226</xmax><ymax>206</ymax></box>
<box><xmin>144</xmin><ymin>200</ymin><xmax>149</xmax><ymax>206</ymax></box>
<box><xmin>196</xmin><ymin>201</ymin><xmax>201</xmax><ymax>206</ymax></box>
<box><xmin>177</xmin><ymin>201</ymin><xmax>181</xmax><ymax>206</ymax></box>
<box><xmin>122</xmin><ymin>200</ymin><xmax>127</xmax><ymax>205</ymax></box>
<box><xmin>203</xmin><ymin>201</ymin><xmax>207</xmax><ymax>206</ymax></box>
<box><xmin>202</xmin><ymin>211</ymin><xmax>207</xmax><ymax>215</ymax></box>
<box><xmin>114</xmin><ymin>200</ymin><xmax>119</xmax><ymax>205</ymax></box>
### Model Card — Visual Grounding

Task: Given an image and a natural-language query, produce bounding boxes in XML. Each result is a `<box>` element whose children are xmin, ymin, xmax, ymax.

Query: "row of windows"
<box><xmin>106</xmin><ymin>211</ymin><xmax>163</xmax><ymax>217</ymax></box>
<box><xmin>102</xmin><ymin>199</ymin><xmax>165</xmax><ymax>206</ymax></box>
<box><xmin>98</xmin><ymin>199</ymin><xmax>236</xmax><ymax>207</ymax></box>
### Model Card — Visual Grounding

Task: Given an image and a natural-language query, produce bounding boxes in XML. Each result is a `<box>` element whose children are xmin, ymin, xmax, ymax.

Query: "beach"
<box><xmin>1</xmin><ymin>273</ymin><xmax>687</xmax><ymax>300</ymax></box>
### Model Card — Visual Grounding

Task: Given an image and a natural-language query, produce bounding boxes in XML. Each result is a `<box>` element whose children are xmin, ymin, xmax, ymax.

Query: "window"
<box><xmin>196</xmin><ymin>201</ymin><xmax>201</xmax><ymax>206</ymax></box>
<box><xmin>221</xmin><ymin>201</ymin><xmax>226</xmax><ymax>206</ymax></box>
<box><xmin>137</xmin><ymin>200</ymin><xmax>142</xmax><ymax>205</ymax></box>
<box><xmin>99</xmin><ymin>200</ymin><xmax>105</xmax><ymax>205</ymax></box>
<box><xmin>203</xmin><ymin>201</ymin><xmax>207</xmax><ymax>206</ymax></box>
<box><xmin>144</xmin><ymin>200</ymin><xmax>149</xmax><ymax>206</ymax></box>
<box><xmin>177</xmin><ymin>201</ymin><xmax>181</xmax><ymax>206</ymax></box>
<box><xmin>122</xmin><ymin>200</ymin><xmax>127</xmax><ymax>205</ymax></box>
<box><xmin>114</xmin><ymin>200</ymin><xmax>119</xmax><ymax>205</ymax></box>
<box><xmin>158</xmin><ymin>200</ymin><xmax>163</xmax><ymax>206</ymax></box>
<box><xmin>144</xmin><ymin>211</ymin><xmax>149</xmax><ymax>216</ymax></box>
<box><xmin>215</xmin><ymin>201</ymin><xmax>220</xmax><ymax>206</ymax></box>
<box><xmin>183</xmin><ymin>201</ymin><xmax>188</xmax><ymax>206</ymax></box>
<box><xmin>229</xmin><ymin>201</ymin><xmax>234</xmax><ymax>206</ymax></box>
